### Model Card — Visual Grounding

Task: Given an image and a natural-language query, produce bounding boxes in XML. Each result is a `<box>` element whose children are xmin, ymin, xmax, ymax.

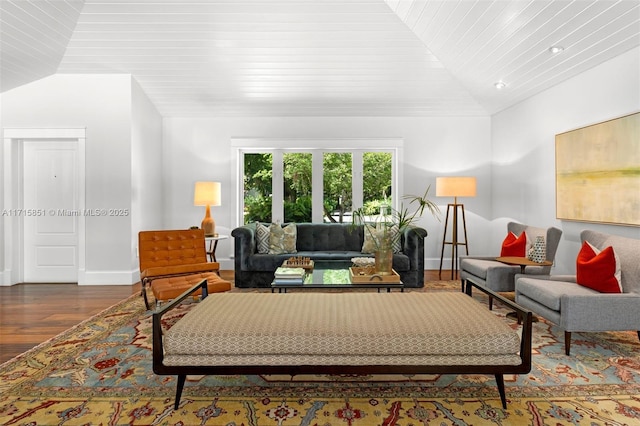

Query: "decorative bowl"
<box><xmin>351</xmin><ymin>257</ymin><xmax>375</xmax><ymax>267</ymax></box>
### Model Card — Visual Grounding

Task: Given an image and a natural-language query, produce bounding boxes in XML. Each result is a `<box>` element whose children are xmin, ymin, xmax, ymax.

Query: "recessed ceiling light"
<box><xmin>549</xmin><ymin>46</ymin><xmax>564</xmax><ymax>54</ymax></box>
<box><xmin>494</xmin><ymin>81</ymin><xmax>506</xmax><ymax>90</ymax></box>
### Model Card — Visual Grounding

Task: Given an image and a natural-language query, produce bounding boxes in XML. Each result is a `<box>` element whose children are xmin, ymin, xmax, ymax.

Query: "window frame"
<box><xmin>232</xmin><ymin>138</ymin><xmax>403</xmax><ymax>226</ymax></box>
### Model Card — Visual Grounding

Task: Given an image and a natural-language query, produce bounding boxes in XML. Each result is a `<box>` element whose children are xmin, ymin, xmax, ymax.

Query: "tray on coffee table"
<box><xmin>349</xmin><ymin>267</ymin><xmax>401</xmax><ymax>284</ymax></box>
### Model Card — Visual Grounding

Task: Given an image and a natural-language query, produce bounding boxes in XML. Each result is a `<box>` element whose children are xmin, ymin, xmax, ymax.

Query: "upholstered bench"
<box><xmin>151</xmin><ymin>272</ymin><xmax>231</xmax><ymax>303</ymax></box>
<box><xmin>153</xmin><ymin>281</ymin><xmax>532</xmax><ymax>410</ymax></box>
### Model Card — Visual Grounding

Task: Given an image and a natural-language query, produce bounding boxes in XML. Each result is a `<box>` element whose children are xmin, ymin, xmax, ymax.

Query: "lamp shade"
<box><xmin>436</xmin><ymin>176</ymin><xmax>477</xmax><ymax>198</ymax></box>
<box><xmin>193</xmin><ymin>181</ymin><xmax>221</xmax><ymax>206</ymax></box>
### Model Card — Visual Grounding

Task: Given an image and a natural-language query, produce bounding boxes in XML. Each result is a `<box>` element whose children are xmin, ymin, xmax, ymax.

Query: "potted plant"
<box><xmin>352</xmin><ymin>186</ymin><xmax>440</xmax><ymax>275</ymax></box>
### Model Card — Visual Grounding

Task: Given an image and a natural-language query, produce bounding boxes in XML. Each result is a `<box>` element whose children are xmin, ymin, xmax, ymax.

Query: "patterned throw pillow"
<box><xmin>256</xmin><ymin>222</ymin><xmax>270</xmax><ymax>254</ymax></box>
<box><xmin>389</xmin><ymin>225</ymin><xmax>402</xmax><ymax>253</ymax></box>
<box><xmin>268</xmin><ymin>223</ymin><xmax>297</xmax><ymax>254</ymax></box>
<box><xmin>361</xmin><ymin>224</ymin><xmax>378</xmax><ymax>254</ymax></box>
<box><xmin>361</xmin><ymin>224</ymin><xmax>401</xmax><ymax>254</ymax></box>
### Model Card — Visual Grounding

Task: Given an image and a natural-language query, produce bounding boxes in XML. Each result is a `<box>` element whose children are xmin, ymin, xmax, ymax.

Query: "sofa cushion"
<box><xmin>576</xmin><ymin>241</ymin><xmax>622</xmax><ymax>293</ymax></box>
<box><xmin>246</xmin><ymin>251</ymin><xmax>411</xmax><ymax>273</ymax></box>
<box><xmin>461</xmin><ymin>259</ymin><xmax>517</xmax><ymax>280</ymax></box>
<box><xmin>247</xmin><ymin>254</ymin><xmax>290</xmax><ymax>271</ymax></box>
<box><xmin>295</xmin><ymin>223</ymin><xmax>363</xmax><ymax>252</ymax></box>
<box><xmin>516</xmin><ymin>277</ymin><xmax>599</xmax><ymax>311</ymax></box>
<box><xmin>151</xmin><ymin>272</ymin><xmax>231</xmax><ymax>302</ymax></box>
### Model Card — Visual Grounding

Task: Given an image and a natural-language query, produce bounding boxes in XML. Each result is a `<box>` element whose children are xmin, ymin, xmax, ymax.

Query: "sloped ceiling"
<box><xmin>0</xmin><ymin>0</ymin><xmax>84</xmax><ymax>92</ymax></box>
<box><xmin>1</xmin><ymin>0</ymin><xmax>639</xmax><ymax>117</ymax></box>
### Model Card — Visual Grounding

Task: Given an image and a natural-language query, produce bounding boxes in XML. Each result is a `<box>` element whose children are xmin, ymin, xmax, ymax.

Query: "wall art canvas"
<box><xmin>556</xmin><ymin>112</ymin><xmax>640</xmax><ymax>226</ymax></box>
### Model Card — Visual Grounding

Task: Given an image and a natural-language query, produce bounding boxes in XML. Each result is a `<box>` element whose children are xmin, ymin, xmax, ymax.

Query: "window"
<box><xmin>234</xmin><ymin>139</ymin><xmax>401</xmax><ymax>225</ymax></box>
<box><xmin>323</xmin><ymin>152</ymin><xmax>352</xmax><ymax>223</ymax></box>
<box><xmin>243</xmin><ymin>153</ymin><xmax>273</xmax><ymax>223</ymax></box>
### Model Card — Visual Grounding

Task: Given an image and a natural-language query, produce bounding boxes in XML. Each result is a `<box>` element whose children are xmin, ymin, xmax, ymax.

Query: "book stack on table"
<box><xmin>273</xmin><ymin>267</ymin><xmax>306</xmax><ymax>285</ymax></box>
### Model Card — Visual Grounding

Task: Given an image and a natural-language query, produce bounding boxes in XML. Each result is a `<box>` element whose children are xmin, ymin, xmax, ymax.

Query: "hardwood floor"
<box><xmin>0</xmin><ymin>282</ymin><xmax>141</xmax><ymax>363</ymax></box>
<box><xmin>0</xmin><ymin>270</ymin><xmax>451</xmax><ymax>364</ymax></box>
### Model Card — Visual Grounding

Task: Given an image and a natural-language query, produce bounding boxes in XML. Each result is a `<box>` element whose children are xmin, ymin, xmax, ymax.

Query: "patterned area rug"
<box><xmin>1</xmin><ymin>281</ymin><xmax>639</xmax><ymax>425</ymax></box>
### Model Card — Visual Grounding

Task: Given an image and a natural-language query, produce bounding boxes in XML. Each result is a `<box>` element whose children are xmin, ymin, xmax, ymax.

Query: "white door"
<box><xmin>23</xmin><ymin>141</ymin><xmax>79</xmax><ymax>282</ymax></box>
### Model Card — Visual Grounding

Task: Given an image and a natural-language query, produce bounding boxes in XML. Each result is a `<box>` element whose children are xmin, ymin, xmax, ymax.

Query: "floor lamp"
<box><xmin>194</xmin><ymin>181</ymin><xmax>221</xmax><ymax>236</ymax></box>
<box><xmin>436</xmin><ymin>176</ymin><xmax>477</xmax><ymax>279</ymax></box>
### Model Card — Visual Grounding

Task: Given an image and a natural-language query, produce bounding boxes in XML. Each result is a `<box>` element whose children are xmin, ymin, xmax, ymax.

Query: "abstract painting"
<box><xmin>556</xmin><ymin>112</ymin><xmax>640</xmax><ymax>226</ymax></box>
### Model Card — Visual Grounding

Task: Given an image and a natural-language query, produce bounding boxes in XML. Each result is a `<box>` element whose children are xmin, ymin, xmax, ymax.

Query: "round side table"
<box><xmin>205</xmin><ymin>235</ymin><xmax>229</xmax><ymax>262</ymax></box>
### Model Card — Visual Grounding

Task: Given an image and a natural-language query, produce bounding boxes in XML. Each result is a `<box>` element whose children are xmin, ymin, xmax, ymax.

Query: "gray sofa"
<box><xmin>231</xmin><ymin>222</ymin><xmax>427</xmax><ymax>288</ymax></box>
<box><xmin>515</xmin><ymin>230</ymin><xmax>640</xmax><ymax>355</ymax></box>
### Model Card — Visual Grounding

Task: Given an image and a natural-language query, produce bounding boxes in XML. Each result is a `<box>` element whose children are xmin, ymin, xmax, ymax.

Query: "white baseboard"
<box><xmin>0</xmin><ymin>269</ymin><xmax>13</xmax><ymax>286</ymax></box>
<box><xmin>78</xmin><ymin>269</ymin><xmax>140</xmax><ymax>285</ymax></box>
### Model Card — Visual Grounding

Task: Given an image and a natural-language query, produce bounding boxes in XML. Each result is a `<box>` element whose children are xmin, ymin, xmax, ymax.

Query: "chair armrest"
<box><xmin>141</xmin><ymin>262</ymin><xmax>219</xmax><ymax>280</ymax></box>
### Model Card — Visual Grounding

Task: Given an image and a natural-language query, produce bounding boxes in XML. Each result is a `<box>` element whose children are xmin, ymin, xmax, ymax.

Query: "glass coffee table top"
<box><xmin>270</xmin><ymin>260</ymin><xmax>404</xmax><ymax>293</ymax></box>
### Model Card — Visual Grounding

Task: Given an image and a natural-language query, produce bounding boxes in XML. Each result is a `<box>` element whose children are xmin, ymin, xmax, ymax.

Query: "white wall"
<box><xmin>131</xmin><ymin>78</ymin><xmax>163</xmax><ymax>271</ymax></box>
<box><xmin>491</xmin><ymin>46</ymin><xmax>640</xmax><ymax>274</ymax></box>
<box><xmin>0</xmin><ymin>93</ymin><xmax>4</xmax><ymax>274</ymax></box>
<box><xmin>2</xmin><ymin>48</ymin><xmax>637</xmax><ymax>283</ymax></box>
<box><xmin>162</xmin><ymin>116</ymin><xmax>492</xmax><ymax>270</ymax></box>
<box><xmin>1</xmin><ymin>74</ymin><xmax>143</xmax><ymax>284</ymax></box>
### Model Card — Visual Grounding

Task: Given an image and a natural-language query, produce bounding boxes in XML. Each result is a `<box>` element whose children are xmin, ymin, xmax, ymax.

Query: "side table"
<box><xmin>205</xmin><ymin>235</ymin><xmax>228</xmax><ymax>263</ymax></box>
<box><xmin>495</xmin><ymin>256</ymin><xmax>551</xmax><ymax>322</ymax></box>
<box><xmin>495</xmin><ymin>256</ymin><xmax>552</xmax><ymax>273</ymax></box>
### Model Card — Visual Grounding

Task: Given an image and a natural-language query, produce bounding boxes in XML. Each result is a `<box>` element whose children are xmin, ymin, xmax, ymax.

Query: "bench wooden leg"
<box><xmin>495</xmin><ymin>374</ymin><xmax>507</xmax><ymax>409</ymax></box>
<box><xmin>565</xmin><ymin>331</ymin><xmax>572</xmax><ymax>356</ymax></box>
<box><xmin>174</xmin><ymin>374</ymin><xmax>186</xmax><ymax>409</ymax></box>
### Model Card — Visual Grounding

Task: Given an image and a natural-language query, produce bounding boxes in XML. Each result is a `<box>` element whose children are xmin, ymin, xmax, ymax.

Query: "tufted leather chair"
<box><xmin>138</xmin><ymin>229</ymin><xmax>231</xmax><ymax>309</ymax></box>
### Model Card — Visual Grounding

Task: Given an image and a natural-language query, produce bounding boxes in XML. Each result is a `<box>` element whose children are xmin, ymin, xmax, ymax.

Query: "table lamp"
<box><xmin>194</xmin><ymin>181</ymin><xmax>221</xmax><ymax>236</ymax></box>
<box><xmin>436</xmin><ymin>176</ymin><xmax>477</xmax><ymax>279</ymax></box>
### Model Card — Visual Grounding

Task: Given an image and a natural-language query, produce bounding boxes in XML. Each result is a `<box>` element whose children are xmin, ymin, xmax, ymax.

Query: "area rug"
<box><xmin>1</xmin><ymin>282</ymin><xmax>639</xmax><ymax>425</ymax></box>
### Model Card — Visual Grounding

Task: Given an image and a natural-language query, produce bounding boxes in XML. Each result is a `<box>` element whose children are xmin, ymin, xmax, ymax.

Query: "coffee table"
<box><xmin>271</xmin><ymin>260</ymin><xmax>404</xmax><ymax>293</ymax></box>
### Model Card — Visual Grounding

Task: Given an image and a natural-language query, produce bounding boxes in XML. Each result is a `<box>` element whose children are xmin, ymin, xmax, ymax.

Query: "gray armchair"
<box><xmin>515</xmin><ymin>230</ymin><xmax>640</xmax><ymax>355</ymax></box>
<box><xmin>460</xmin><ymin>222</ymin><xmax>563</xmax><ymax>309</ymax></box>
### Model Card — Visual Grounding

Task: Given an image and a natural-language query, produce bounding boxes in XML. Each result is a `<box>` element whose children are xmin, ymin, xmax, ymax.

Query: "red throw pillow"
<box><xmin>500</xmin><ymin>232</ymin><xmax>526</xmax><ymax>257</ymax></box>
<box><xmin>576</xmin><ymin>241</ymin><xmax>622</xmax><ymax>293</ymax></box>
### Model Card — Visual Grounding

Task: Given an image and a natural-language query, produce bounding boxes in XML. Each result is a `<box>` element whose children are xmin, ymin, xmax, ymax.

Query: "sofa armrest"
<box><xmin>402</xmin><ymin>226</ymin><xmax>427</xmax><ymax>271</ymax></box>
<box><xmin>231</xmin><ymin>223</ymin><xmax>257</xmax><ymax>271</ymax></box>
<box><xmin>561</xmin><ymin>292</ymin><xmax>640</xmax><ymax>330</ymax></box>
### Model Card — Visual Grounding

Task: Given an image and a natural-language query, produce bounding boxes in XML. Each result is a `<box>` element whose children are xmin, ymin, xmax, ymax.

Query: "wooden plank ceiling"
<box><xmin>1</xmin><ymin>0</ymin><xmax>639</xmax><ymax>117</ymax></box>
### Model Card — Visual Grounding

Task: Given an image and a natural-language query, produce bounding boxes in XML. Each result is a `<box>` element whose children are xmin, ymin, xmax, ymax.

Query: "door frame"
<box><xmin>2</xmin><ymin>128</ymin><xmax>86</xmax><ymax>286</ymax></box>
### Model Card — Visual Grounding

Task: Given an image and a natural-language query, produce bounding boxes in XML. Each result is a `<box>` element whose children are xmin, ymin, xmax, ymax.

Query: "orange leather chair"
<box><xmin>138</xmin><ymin>229</ymin><xmax>231</xmax><ymax>309</ymax></box>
